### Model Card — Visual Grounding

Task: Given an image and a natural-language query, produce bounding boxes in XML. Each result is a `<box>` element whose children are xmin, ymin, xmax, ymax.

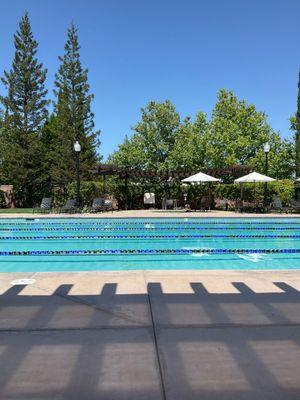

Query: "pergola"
<box><xmin>95</xmin><ymin>163</ymin><xmax>251</xmax><ymax>179</ymax></box>
<box><xmin>94</xmin><ymin>163</ymin><xmax>252</xmax><ymax>209</ymax></box>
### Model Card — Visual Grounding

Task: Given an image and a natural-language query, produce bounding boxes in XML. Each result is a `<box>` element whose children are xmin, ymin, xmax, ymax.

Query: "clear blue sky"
<box><xmin>1</xmin><ymin>0</ymin><xmax>300</xmax><ymax>159</ymax></box>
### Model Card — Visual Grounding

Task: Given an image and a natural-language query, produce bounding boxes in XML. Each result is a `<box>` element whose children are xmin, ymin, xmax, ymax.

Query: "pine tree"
<box><xmin>0</xmin><ymin>12</ymin><xmax>49</xmax><ymax>205</ymax></box>
<box><xmin>50</xmin><ymin>23</ymin><xmax>100</xmax><ymax>189</ymax></box>
<box><xmin>296</xmin><ymin>69</ymin><xmax>300</xmax><ymax>179</ymax></box>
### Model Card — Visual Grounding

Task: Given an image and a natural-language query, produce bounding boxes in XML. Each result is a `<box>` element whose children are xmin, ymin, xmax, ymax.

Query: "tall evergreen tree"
<box><xmin>0</xmin><ymin>12</ymin><xmax>49</xmax><ymax>205</ymax></box>
<box><xmin>290</xmin><ymin>69</ymin><xmax>300</xmax><ymax>198</ymax></box>
<box><xmin>295</xmin><ymin>69</ymin><xmax>300</xmax><ymax>179</ymax></box>
<box><xmin>0</xmin><ymin>110</ymin><xmax>5</xmax><ymax>183</ymax></box>
<box><xmin>50</xmin><ymin>23</ymin><xmax>100</xmax><ymax>189</ymax></box>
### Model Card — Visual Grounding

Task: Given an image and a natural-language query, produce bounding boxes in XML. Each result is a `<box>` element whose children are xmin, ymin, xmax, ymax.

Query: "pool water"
<box><xmin>0</xmin><ymin>217</ymin><xmax>300</xmax><ymax>272</ymax></box>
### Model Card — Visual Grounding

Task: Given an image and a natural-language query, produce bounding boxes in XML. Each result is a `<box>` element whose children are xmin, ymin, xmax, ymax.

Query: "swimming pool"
<box><xmin>0</xmin><ymin>217</ymin><xmax>300</xmax><ymax>272</ymax></box>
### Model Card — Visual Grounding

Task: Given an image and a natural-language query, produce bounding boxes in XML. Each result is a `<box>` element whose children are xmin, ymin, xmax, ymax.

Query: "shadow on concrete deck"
<box><xmin>0</xmin><ymin>281</ymin><xmax>299</xmax><ymax>399</ymax></box>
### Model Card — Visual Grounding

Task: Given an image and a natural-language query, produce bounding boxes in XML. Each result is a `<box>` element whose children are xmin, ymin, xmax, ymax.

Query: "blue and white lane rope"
<box><xmin>1</xmin><ymin>220</ymin><xmax>300</xmax><ymax>226</ymax></box>
<box><xmin>2</xmin><ymin>226</ymin><xmax>300</xmax><ymax>232</ymax></box>
<box><xmin>0</xmin><ymin>248</ymin><xmax>299</xmax><ymax>256</ymax></box>
<box><xmin>1</xmin><ymin>234</ymin><xmax>300</xmax><ymax>240</ymax></box>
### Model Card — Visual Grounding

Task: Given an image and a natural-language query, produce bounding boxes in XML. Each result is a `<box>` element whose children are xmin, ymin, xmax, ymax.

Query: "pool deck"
<box><xmin>1</xmin><ymin>209</ymin><xmax>300</xmax><ymax>218</ymax></box>
<box><xmin>0</xmin><ymin>269</ymin><xmax>300</xmax><ymax>399</ymax></box>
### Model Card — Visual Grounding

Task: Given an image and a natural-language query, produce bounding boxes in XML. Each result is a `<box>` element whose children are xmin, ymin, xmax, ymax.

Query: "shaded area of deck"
<box><xmin>0</xmin><ymin>280</ymin><xmax>300</xmax><ymax>399</ymax></box>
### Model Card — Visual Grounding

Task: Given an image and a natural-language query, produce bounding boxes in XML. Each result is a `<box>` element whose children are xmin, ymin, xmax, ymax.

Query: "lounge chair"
<box><xmin>272</xmin><ymin>195</ymin><xmax>283</xmax><ymax>213</ymax></box>
<box><xmin>144</xmin><ymin>193</ymin><xmax>155</xmax><ymax>208</ymax></box>
<box><xmin>219</xmin><ymin>199</ymin><xmax>228</xmax><ymax>211</ymax></box>
<box><xmin>199</xmin><ymin>196</ymin><xmax>210</xmax><ymax>211</ymax></box>
<box><xmin>33</xmin><ymin>197</ymin><xmax>52</xmax><ymax>213</ymax></box>
<box><xmin>103</xmin><ymin>199</ymin><xmax>113</xmax><ymax>211</ymax></box>
<box><xmin>60</xmin><ymin>199</ymin><xmax>79</xmax><ymax>213</ymax></box>
<box><xmin>290</xmin><ymin>199</ymin><xmax>300</xmax><ymax>213</ymax></box>
<box><xmin>235</xmin><ymin>199</ymin><xmax>243</xmax><ymax>212</ymax></box>
<box><xmin>165</xmin><ymin>199</ymin><xmax>174</xmax><ymax>210</ymax></box>
<box><xmin>90</xmin><ymin>198</ymin><xmax>104</xmax><ymax>213</ymax></box>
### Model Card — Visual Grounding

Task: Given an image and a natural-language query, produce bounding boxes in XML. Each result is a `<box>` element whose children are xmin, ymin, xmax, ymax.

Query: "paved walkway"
<box><xmin>0</xmin><ymin>270</ymin><xmax>300</xmax><ymax>399</ymax></box>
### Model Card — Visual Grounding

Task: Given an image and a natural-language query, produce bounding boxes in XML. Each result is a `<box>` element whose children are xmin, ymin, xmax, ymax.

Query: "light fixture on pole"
<box><xmin>74</xmin><ymin>140</ymin><xmax>81</xmax><ymax>206</ymax></box>
<box><xmin>263</xmin><ymin>142</ymin><xmax>270</xmax><ymax>154</ymax></box>
<box><xmin>263</xmin><ymin>142</ymin><xmax>270</xmax><ymax>207</ymax></box>
<box><xmin>182</xmin><ymin>183</ymin><xmax>188</xmax><ymax>207</ymax></box>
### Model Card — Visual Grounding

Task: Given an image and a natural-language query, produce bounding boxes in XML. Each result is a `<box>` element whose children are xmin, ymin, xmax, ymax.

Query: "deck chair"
<box><xmin>144</xmin><ymin>193</ymin><xmax>155</xmax><ymax>208</ymax></box>
<box><xmin>103</xmin><ymin>199</ymin><xmax>113</xmax><ymax>211</ymax></box>
<box><xmin>33</xmin><ymin>197</ymin><xmax>52</xmax><ymax>213</ymax></box>
<box><xmin>219</xmin><ymin>199</ymin><xmax>227</xmax><ymax>211</ymax></box>
<box><xmin>90</xmin><ymin>198</ymin><xmax>104</xmax><ymax>212</ymax></box>
<box><xmin>165</xmin><ymin>199</ymin><xmax>174</xmax><ymax>210</ymax></box>
<box><xmin>235</xmin><ymin>199</ymin><xmax>244</xmax><ymax>213</ymax></box>
<box><xmin>272</xmin><ymin>195</ymin><xmax>283</xmax><ymax>213</ymax></box>
<box><xmin>199</xmin><ymin>196</ymin><xmax>210</xmax><ymax>211</ymax></box>
<box><xmin>60</xmin><ymin>199</ymin><xmax>78</xmax><ymax>213</ymax></box>
<box><xmin>290</xmin><ymin>199</ymin><xmax>300</xmax><ymax>213</ymax></box>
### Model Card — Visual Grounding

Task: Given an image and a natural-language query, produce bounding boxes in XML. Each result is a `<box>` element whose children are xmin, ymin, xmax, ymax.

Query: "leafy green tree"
<box><xmin>252</xmin><ymin>138</ymin><xmax>294</xmax><ymax>179</ymax></box>
<box><xmin>0</xmin><ymin>12</ymin><xmax>49</xmax><ymax>205</ymax></box>
<box><xmin>132</xmin><ymin>100</ymin><xmax>180</xmax><ymax>171</ymax></box>
<box><xmin>113</xmin><ymin>91</ymin><xmax>294</xmax><ymax>181</ymax></box>
<box><xmin>109</xmin><ymin>100</ymin><xmax>180</xmax><ymax>205</ymax></box>
<box><xmin>205</xmin><ymin>90</ymin><xmax>294</xmax><ymax>177</ymax></box>
<box><xmin>50</xmin><ymin>23</ymin><xmax>100</xmax><ymax>190</ymax></box>
<box><xmin>110</xmin><ymin>91</ymin><xmax>294</xmax><ymax>207</ymax></box>
<box><xmin>205</xmin><ymin>90</ymin><xmax>272</xmax><ymax>168</ymax></box>
<box><xmin>109</xmin><ymin>134</ymin><xmax>146</xmax><ymax>169</ymax></box>
<box><xmin>168</xmin><ymin>112</ymin><xmax>208</xmax><ymax>172</ymax></box>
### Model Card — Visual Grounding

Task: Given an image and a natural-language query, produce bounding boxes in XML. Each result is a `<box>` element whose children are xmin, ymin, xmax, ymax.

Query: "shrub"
<box><xmin>269</xmin><ymin>179</ymin><xmax>294</xmax><ymax>206</ymax></box>
<box><xmin>0</xmin><ymin>191</ymin><xmax>6</xmax><ymax>208</ymax></box>
<box><xmin>65</xmin><ymin>181</ymin><xmax>105</xmax><ymax>205</ymax></box>
<box><xmin>214</xmin><ymin>184</ymin><xmax>242</xmax><ymax>201</ymax></box>
<box><xmin>214</xmin><ymin>179</ymin><xmax>295</xmax><ymax>206</ymax></box>
<box><xmin>52</xmin><ymin>188</ymin><xmax>67</xmax><ymax>207</ymax></box>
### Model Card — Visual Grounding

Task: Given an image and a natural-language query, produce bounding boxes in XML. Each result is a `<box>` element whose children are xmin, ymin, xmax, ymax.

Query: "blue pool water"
<box><xmin>0</xmin><ymin>217</ymin><xmax>300</xmax><ymax>272</ymax></box>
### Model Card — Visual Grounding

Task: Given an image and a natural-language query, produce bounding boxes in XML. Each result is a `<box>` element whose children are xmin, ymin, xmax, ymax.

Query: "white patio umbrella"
<box><xmin>182</xmin><ymin>172</ymin><xmax>222</xmax><ymax>183</ymax></box>
<box><xmin>234</xmin><ymin>171</ymin><xmax>275</xmax><ymax>209</ymax></box>
<box><xmin>181</xmin><ymin>172</ymin><xmax>222</xmax><ymax>209</ymax></box>
<box><xmin>234</xmin><ymin>171</ymin><xmax>275</xmax><ymax>184</ymax></box>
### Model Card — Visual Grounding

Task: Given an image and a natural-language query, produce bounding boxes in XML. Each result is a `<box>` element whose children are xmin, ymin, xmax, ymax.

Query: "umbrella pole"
<box><xmin>240</xmin><ymin>184</ymin><xmax>243</xmax><ymax>212</ymax></box>
<box><xmin>254</xmin><ymin>182</ymin><xmax>256</xmax><ymax>211</ymax></box>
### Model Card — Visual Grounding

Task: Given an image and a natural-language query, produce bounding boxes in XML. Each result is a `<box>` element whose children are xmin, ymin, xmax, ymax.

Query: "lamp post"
<box><xmin>181</xmin><ymin>164</ymin><xmax>188</xmax><ymax>208</ymax></box>
<box><xmin>74</xmin><ymin>140</ymin><xmax>81</xmax><ymax>206</ymax></box>
<box><xmin>263</xmin><ymin>142</ymin><xmax>270</xmax><ymax>207</ymax></box>
<box><xmin>182</xmin><ymin>183</ymin><xmax>188</xmax><ymax>208</ymax></box>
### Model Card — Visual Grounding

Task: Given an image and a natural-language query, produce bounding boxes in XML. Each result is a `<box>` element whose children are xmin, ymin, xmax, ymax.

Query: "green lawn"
<box><xmin>0</xmin><ymin>208</ymin><xmax>34</xmax><ymax>214</ymax></box>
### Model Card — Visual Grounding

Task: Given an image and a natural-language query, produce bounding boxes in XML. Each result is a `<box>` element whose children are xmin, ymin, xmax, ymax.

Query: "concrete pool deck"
<box><xmin>1</xmin><ymin>209</ymin><xmax>300</xmax><ymax>218</ymax></box>
<box><xmin>0</xmin><ymin>269</ymin><xmax>300</xmax><ymax>399</ymax></box>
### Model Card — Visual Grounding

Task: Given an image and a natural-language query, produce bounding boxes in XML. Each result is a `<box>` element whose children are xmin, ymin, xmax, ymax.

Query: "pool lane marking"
<box><xmin>2</xmin><ymin>226</ymin><xmax>300</xmax><ymax>232</ymax></box>
<box><xmin>1</xmin><ymin>233</ymin><xmax>300</xmax><ymax>240</ymax></box>
<box><xmin>0</xmin><ymin>248</ymin><xmax>300</xmax><ymax>256</ymax></box>
<box><xmin>1</xmin><ymin>221</ymin><xmax>300</xmax><ymax>226</ymax></box>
